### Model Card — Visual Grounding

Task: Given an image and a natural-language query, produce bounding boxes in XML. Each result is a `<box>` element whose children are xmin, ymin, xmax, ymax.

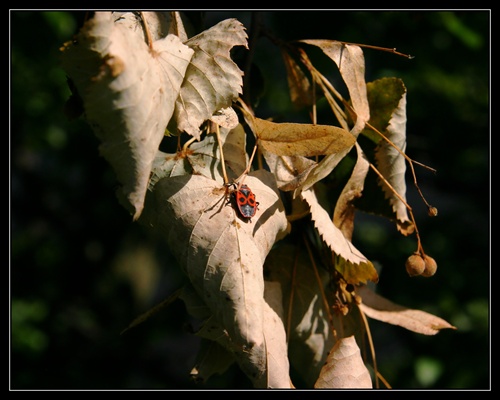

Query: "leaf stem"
<box><xmin>338</xmin><ymin>40</ymin><xmax>414</xmax><ymax>59</ymax></box>
<box><xmin>358</xmin><ymin>308</ymin><xmax>379</xmax><ymax>388</ymax></box>
<box><xmin>368</xmin><ymin>162</ymin><xmax>425</xmax><ymax>255</ymax></box>
<box><xmin>286</xmin><ymin>246</ymin><xmax>300</xmax><ymax>344</ymax></box>
<box><xmin>139</xmin><ymin>12</ymin><xmax>154</xmax><ymax>50</ymax></box>
<box><xmin>120</xmin><ymin>288</ymin><xmax>181</xmax><ymax>335</ymax></box>
<box><xmin>214</xmin><ymin>124</ymin><xmax>230</xmax><ymax>185</ymax></box>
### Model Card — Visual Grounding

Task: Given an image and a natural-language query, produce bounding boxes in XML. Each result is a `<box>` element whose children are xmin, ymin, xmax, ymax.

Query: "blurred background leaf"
<box><xmin>10</xmin><ymin>11</ymin><xmax>489</xmax><ymax>389</ymax></box>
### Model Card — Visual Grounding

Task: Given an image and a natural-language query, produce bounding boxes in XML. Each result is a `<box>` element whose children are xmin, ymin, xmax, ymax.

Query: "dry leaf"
<box><xmin>111</xmin><ymin>11</ymin><xmax>183</xmax><ymax>42</ymax></box>
<box><xmin>368</xmin><ymin>78</ymin><xmax>413</xmax><ymax>235</ymax></box>
<box><xmin>301</xmin><ymin>188</ymin><xmax>378</xmax><ymax>284</ymax></box>
<box><xmin>61</xmin><ymin>12</ymin><xmax>194</xmax><ymax>220</ymax></box>
<box><xmin>252</xmin><ymin>117</ymin><xmax>355</xmax><ymax>157</ymax></box>
<box><xmin>300</xmin><ymin>39</ymin><xmax>370</xmax><ymax>136</ymax></box>
<box><xmin>185</xmin><ymin>280</ymin><xmax>292</xmax><ymax>388</ymax></box>
<box><xmin>265</xmin><ymin>244</ymin><xmax>366</xmax><ymax>387</ymax></box>
<box><xmin>144</xmin><ymin>171</ymin><xmax>289</xmax><ymax>387</ymax></box>
<box><xmin>210</xmin><ymin>107</ymin><xmax>240</xmax><ymax>130</ymax></box>
<box><xmin>147</xmin><ymin>124</ymin><xmax>248</xmax><ymax>192</ymax></box>
<box><xmin>260</xmin><ymin>151</ymin><xmax>317</xmax><ymax>192</ymax></box>
<box><xmin>262</xmin><ymin>281</ymin><xmax>292</xmax><ymax>388</ymax></box>
<box><xmin>190</xmin><ymin>339</ymin><xmax>236</xmax><ymax>384</ymax></box>
<box><xmin>292</xmin><ymin>146</ymin><xmax>354</xmax><ymax>196</ymax></box>
<box><xmin>265</xmin><ymin>244</ymin><xmax>333</xmax><ymax>387</ymax></box>
<box><xmin>61</xmin><ymin>14</ymin><xmax>247</xmax><ymax>219</ymax></box>
<box><xmin>333</xmin><ymin>143</ymin><xmax>370</xmax><ymax>241</ymax></box>
<box><xmin>314</xmin><ymin>336</ymin><xmax>372</xmax><ymax>389</ymax></box>
<box><xmin>357</xmin><ymin>286</ymin><xmax>457</xmax><ymax>335</ymax></box>
<box><xmin>172</xmin><ymin>18</ymin><xmax>248</xmax><ymax>139</ymax></box>
<box><xmin>282</xmin><ymin>49</ymin><xmax>314</xmax><ymax>109</ymax></box>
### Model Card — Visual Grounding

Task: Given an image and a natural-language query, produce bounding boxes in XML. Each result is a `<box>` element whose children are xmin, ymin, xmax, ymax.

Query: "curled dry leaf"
<box><xmin>333</xmin><ymin>143</ymin><xmax>370</xmax><ymax>241</ymax></box>
<box><xmin>190</xmin><ymin>339</ymin><xmax>236</xmax><ymax>385</ymax></box>
<box><xmin>314</xmin><ymin>335</ymin><xmax>372</xmax><ymax>389</ymax></box>
<box><xmin>299</xmin><ymin>39</ymin><xmax>370</xmax><ymax>136</ymax></box>
<box><xmin>301</xmin><ymin>188</ymin><xmax>378</xmax><ymax>284</ymax></box>
<box><xmin>143</xmin><ymin>171</ymin><xmax>290</xmax><ymax>388</ymax></box>
<box><xmin>251</xmin><ymin>117</ymin><xmax>357</xmax><ymax>195</ymax></box>
<box><xmin>364</xmin><ymin>78</ymin><xmax>414</xmax><ymax>235</ymax></box>
<box><xmin>357</xmin><ymin>285</ymin><xmax>457</xmax><ymax>335</ymax></box>
<box><xmin>61</xmin><ymin>11</ymin><xmax>194</xmax><ymax>220</ymax></box>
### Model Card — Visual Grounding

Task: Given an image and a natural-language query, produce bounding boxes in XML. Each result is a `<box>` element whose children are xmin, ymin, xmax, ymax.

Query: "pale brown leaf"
<box><xmin>333</xmin><ymin>143</ymin><xmax>370</xmax><ymax>241</ymax></box>
<box><xmin>265</xmin><ymin>244</ymin><xmax>334</xmax><ymax>386</ymax></box>
<box><xmin>314</xmin><ymin>336</ymin><xmax>372</xmax><ymax>389</ymax></box>
<box><xmin>357</xmin><ymin>286</ymin><xmax>457</xmax><ymax>335</ymax></box>
<box><xmin>265</xmin><ymin>243</ymin><xmax>372</xmax><ymax>387</ymax></box>
<box><xmin>259</xmin><ymin>151</ymin><xmax>317</xmax><ymax>192</ymax></box>
<box><xmin>300</xmin><ymin>39</ymin><xmax>370</xmax><ymax>135</ymax></box>
<box><xmin>301</xmin><ymin>188</ymin><xmax>377</xmax><ymax>284</ymax></box>
<box><xmin>210</xmin><ymin>107</ymin><xmax>239</xmax><ymax>130</ymax></box>
<box><xmin>252</xmin><ymin>118</ymin><xmax>356</xmax><ymax>157</ymax></box>
<box><xmin>147</xmin><ymin>124</ymin><xmax>248</xmax><ymax>192</ymax></box>
<box><xmin>292</xmin><ymin>146</ymin><xmax>354</xmax><ymax>196</ymax></box>
<box><xmin>282</xmin><ymin>49</ymin><xmax>314</xmax><ymax>110</ymax></box>
<box><xmin>143</xmin><ymin>171</ymin><xmax>289</xmax><ymax>387</ymax></box>
<box><xmin>112</xmin><ymin>11</ymin><xmax>185</xmax><ymax>43</ymax></box>
<box><xmin>173</xmin><ymin>19</ymin><xmax>248</xmax><ymax>139</ymax></box>
<box><xmin>61</xmin><ymin>12</ymin><xmax>194</xmax><ymax>219</ymax></box>
<box><xmin>190</xmin><ymin>339</ymin><xmax>235</xmax><ymax>384</ymax></box>
<box><xmin>262</xmin><ymin>281</ymin><xmax>292</xmax><ymax>388</ymax></box>
<box><xmin>184</xmin><ymin>280</ymin><xmax>292</xmax><ymax>388</ymax></box>
<box><xmin>371</xmin><ymin>80</ymin><xmax>413</xmax><ymax>235</ymax></box>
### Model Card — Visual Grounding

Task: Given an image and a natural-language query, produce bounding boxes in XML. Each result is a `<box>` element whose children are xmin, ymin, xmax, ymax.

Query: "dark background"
<box><xmin>10</xmin><ymin>11</ymin><xmax>490</xmax><ymax>390</ymax></box>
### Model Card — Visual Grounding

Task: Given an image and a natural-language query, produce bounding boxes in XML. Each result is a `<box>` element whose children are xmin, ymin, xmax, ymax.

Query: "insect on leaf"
<box><xmin>142</xmin><ymin>171</ymin><xmax>290</xmax><ymax>387</ymax></box>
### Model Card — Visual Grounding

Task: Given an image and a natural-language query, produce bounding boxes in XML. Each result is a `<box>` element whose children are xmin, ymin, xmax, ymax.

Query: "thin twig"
<box><xmin>214</xmin><ymin>124</ymin><xmax>229</xmax><ymax>185</ymax></box>
<box><xmin>120</xmin><ymin>288</ymin><xmax>182</xmax><ymax>335</ymax></box>
<box><xmin>358</xmin><ymin>308</ymin><xmax>379</xmax><ymax>389</ymax></box>
<box><xmin>139</xmin><ymin>12</ymin><xmax>154</xmax><ymax>50</ymax></box>
<box><xmin>286</xmin><ymin>246</ymin><xmax>300</xmax><ymax>344</ymax></box>
<box><xmin>368</xmin><ymin>162</ymin><xmax>425</xmax><ymax>255</ymax></box>
<box><xmin>338</xmin><ymin>40</ymin><xmax>414</xmax><ymax>59</ymax></box>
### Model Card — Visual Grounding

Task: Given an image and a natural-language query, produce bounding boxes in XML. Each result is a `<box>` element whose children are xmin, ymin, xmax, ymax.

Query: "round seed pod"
<box><xmin>405</xmin><ymin>253</ymin><xmax>425</xmax><ymax>277</ymax></box>
<box><xmin>428</xmin><ymin>206</ymin><xmax>438</xmax><ymax>217</ymax></box>
<box><xmin>421</xmin><ymin>255</ymin><xmax>438</xmax><ymax>277</ymax></box>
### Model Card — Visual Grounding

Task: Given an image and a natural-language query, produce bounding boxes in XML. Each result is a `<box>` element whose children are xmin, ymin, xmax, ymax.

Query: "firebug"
<box><xmin>232</xmin><ymin>183</ymin><xmax>259</xmax><ymax>221</ymax></box>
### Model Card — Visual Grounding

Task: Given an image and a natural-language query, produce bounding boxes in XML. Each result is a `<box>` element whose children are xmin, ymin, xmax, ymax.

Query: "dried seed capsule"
<box><xmin>405</xmin><ymin>253</ymin><xmax>425</xmax><ymax>277</ymax></box>
<box><xmin>428</xmin><ymin>206</ymin><xmax>438</xmax><ymax>217</ymax></box>
<box><xmin>421</xmin><ymin>255</ymin><xmax>438</xmax><ymax>277</ymax></box>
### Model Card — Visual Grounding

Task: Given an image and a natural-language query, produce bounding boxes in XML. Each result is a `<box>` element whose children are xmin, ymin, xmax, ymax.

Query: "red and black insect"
<box><xmin>232</xmin><ymin>183</ymin><xmax>259</xmax><ymax>221</ymax></box>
